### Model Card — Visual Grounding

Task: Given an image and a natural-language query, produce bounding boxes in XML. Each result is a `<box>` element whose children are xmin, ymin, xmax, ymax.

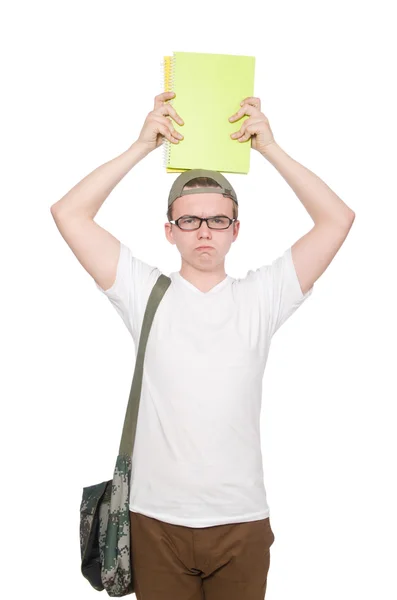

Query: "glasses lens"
<box><xmin>208</xmin><ymin>217</ymin><xmax>231</xmax><ymax>229</ymax></box>
<box><xmin>178</xmin><ymin>217</ymin><xmax>201</xmax><ymax>230</ymax></box>
<box><xmin>178</xmin><ymin>216</ymin><xmax>230</xmax><ymax>230</ymax></box>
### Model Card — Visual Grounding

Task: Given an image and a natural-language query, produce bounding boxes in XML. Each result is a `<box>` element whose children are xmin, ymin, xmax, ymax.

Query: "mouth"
<box><xmin>196</xmin><ymin>246</ymin><xmax>214</xmax><ymax>250</ymax></box>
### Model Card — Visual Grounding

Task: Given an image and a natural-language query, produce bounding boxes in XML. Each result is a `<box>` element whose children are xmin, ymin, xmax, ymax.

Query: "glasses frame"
<box><xmin>169</xmin><ymin>215</ymin><xmax>237</xmax><ymax>231</ymax></box>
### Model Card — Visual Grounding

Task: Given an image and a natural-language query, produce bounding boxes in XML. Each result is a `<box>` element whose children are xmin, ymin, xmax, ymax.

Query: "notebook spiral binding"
<box><xmin>160</xmin><ymin>54</ymin><xmax>175</xmax><ymax>170</ymax></box>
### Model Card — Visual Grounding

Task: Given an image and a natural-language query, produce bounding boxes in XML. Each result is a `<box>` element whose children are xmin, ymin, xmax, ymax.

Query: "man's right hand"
<box><xmin>136</xmin><ymin>92</ymin><xmax>184</xmax><ymax>153</ymax></box>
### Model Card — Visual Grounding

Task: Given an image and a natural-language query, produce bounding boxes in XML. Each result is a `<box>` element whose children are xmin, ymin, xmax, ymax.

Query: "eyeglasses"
<box><xmin>169</xmin><ymin>215</ymin><xmax>236</xmax><ymax>231</ymax></box>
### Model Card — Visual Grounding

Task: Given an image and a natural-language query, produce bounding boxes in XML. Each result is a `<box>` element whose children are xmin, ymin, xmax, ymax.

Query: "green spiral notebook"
<box><xmin>161</xmin><ymin>51</ymin><xmax>256</xmax><ymax>174</ymax></box>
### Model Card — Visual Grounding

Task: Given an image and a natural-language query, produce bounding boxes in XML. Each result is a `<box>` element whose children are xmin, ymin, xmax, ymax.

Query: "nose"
<box><xmin>198</xmin><ymin>220</ymin><xmax>212</xmax><ymax>236</ymax></box>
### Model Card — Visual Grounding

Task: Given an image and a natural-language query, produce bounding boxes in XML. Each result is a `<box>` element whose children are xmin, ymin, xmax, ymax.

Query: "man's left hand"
<box><xmin>229</xmin><ymin>97</ymin><xmax>275</xmax><ymax>154</ymax></box>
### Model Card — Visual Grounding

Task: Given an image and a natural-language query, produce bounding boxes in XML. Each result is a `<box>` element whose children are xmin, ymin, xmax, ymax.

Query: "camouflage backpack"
<box><xmin>79</xmin><ymin>274</ymin><xmax>171</xmax><ymax>597</ymax></box>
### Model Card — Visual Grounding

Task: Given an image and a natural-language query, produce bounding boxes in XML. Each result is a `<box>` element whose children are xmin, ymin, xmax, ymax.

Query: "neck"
<box><xmin>179</xmin><ymin>260</ymin><xmax>227</xmax><ymax>293</ymax></box>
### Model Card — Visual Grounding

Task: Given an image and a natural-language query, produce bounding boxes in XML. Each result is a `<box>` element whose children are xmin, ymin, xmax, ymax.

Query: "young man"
<box><xmin>51</xmin><ymin>92</ymin><xmax>355</xmax><ymax>599</ymax></box>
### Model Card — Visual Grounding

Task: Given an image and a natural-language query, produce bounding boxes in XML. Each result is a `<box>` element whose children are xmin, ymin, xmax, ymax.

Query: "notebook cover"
<box><xmin>162</xmin><ymin>52</ymin><xmax>255</xmax><ymax>174</ymax></box>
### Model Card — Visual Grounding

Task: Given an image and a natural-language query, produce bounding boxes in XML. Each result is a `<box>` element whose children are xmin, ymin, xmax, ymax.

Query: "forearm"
<box><xmin>50</xmin><ymin>141</ymin><xmax>151</xmax><ymax>220</ymax></box>
<box><xmin>260</xmin><ymin>143</ymin><xmax>355</xmax><ymax>226</ymax></box>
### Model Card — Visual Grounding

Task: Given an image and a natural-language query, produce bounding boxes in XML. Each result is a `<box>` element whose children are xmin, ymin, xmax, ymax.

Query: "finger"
<box><xmin>154</xmin><ymin>91</ymin><xmax>176</xmax><ymax>112</ymax></box>
<box><xmin>237</xmin><ymin>132</ymin><xmax>251</xmax><ymax>142</ymax></box>
<box><xmin>231</xmin><ymin>128</ymin><xmax>244</xmax><ymax>139</ymax></box>
<box><xmin>228</xmin><ymin>103</ymin><xmax>255</xmax><ymax>122</ymax></box>
<box><xmin>151</xmin><ymin>113</ymin><xmax>183</xmax><ymax>140</ymax></box>
<box><xmin>232</xmin><ymin>126</ymin><xmax>252</xmax><ymax>142</ymax></box>
<box><xmin>158</xmin><ymin>123</ymin><xmax>181</xmax><ymax>144</ymax></box>
<box><xmin>159</xmin><ymin>101</ymin><xmax>184</xmax><ymax>126</ymax></box>
<box><xmin>160</xmin><ymin>116</ymin><xmax>184</xmax><ymax>140</ymax></box>
<box><xmin>230</xmin><ymin>118</ymin><xmax>251</xmax><ymax>139</ymax></box>
<box><xmin>163</xmin><ymin>116</ymin><xmax>184</xmax><ymax>139</ymax></box>
<box><xmin>240</xmin><ymin>97</ymin><xmax>261</xmax><ymax>109</ymax></box>
<box><xmin>155</xmin><ymin>91</ymin><xmax>175</xmax><ymax>104</ymax></box>
<box><xmin>232</xmin><ymin>128</ymin><xmax>251</xmax><ymax>142</ymax></box>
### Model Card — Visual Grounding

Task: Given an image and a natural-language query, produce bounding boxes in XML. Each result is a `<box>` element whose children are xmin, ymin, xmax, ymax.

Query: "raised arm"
<box><xmin>50</xmin><ymin>92</ymin><xmax>184</xmax><ymax>291</ymax></box>
<box><xmin>50</xmin><ymin>142</ymin><xmax>151</xmax><ymax>291</ymax></box>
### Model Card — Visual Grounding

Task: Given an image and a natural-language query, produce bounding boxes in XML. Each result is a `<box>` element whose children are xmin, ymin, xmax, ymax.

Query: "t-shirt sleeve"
<box><xmin>95</xmin><ymin>242</ymin><xmax>162</xmax><ymax>340</ymax></box>
<box><xmin>256</xmin><ymin>246</ymin><xmax>313</xmax><ymax>337</ymax></box>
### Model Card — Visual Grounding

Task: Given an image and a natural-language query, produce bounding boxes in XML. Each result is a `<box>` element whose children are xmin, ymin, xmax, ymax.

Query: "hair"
<box><xmin>166</xmin><ymin>177</ymin><xmax>238</xmax><ymax>223</ymax></box>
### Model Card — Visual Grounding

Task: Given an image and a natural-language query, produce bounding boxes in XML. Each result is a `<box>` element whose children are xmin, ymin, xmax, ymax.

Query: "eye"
<box><xmin>209</xmin><ymin>217</ymin><xmax>229</xmax><ymax>226</ymax></box>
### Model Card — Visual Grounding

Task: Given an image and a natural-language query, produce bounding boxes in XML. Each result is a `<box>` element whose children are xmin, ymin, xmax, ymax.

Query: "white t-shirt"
<box><xmin>96</xmin><ymin>242</ymin><xmax>313</xmax><ymax>527</ymax></box>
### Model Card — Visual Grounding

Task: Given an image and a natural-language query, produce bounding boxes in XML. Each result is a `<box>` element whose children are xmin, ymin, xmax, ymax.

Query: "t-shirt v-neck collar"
<box><xmin>173</xmin><ymin>271</ymin><xmax>231</xmax><ymax>296</ymax></box>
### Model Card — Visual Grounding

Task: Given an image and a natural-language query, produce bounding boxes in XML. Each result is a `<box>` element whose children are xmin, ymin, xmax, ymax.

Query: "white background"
<box><xmin>1</xmin><ymin>1</ymin><xmax>396</xmax><ymax>599</ymax></box>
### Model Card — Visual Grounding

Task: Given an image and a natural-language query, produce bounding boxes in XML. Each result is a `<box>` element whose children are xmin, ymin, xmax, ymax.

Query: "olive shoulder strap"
<box><xmin>118</xmin><ymin>273</ymin><xmax>171</xmax><ymax>457</ymax></box>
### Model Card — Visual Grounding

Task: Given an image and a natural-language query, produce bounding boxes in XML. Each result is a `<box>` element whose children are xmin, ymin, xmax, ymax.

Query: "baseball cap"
<box><xmin>167</xmin><ymin>169</ymin><xmax>238</xmax><ymax>209</ymax></box>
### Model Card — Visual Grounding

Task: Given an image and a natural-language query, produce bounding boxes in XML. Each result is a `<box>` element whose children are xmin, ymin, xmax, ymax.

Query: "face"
<box><xmin>164</xmin><ymin>193</ymin><xmax>240</xmax><ymax>271</ymax></box>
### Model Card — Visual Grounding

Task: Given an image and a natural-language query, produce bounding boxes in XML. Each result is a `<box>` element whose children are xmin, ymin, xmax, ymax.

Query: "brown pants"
<box><xmin>130</xmin><ymin>511</ymin><xmax>275</xmax><ymax>600</ymax></box>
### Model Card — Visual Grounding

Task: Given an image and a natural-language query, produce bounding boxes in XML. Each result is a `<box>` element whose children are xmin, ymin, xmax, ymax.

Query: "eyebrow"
<box><xmin>179</xmin><ymin>213</ymin><xmax>231</xmax><ymax>218</ymax></box>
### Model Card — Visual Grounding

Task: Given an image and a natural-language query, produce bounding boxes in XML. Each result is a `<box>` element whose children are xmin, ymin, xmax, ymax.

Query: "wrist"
<box><xmin>127</xmin><ymin>140</ymin><xmax>152</xmax><ymax>159</ymax></box>
<box><xmin>260</xmin><ymin>141</ymin><xmax>279</xmax><ymax>157</ymax></box>
<box><xmin>127</xmin><ymin>140</ymin><xmax>152</xmax><ymax>156</ymax></box>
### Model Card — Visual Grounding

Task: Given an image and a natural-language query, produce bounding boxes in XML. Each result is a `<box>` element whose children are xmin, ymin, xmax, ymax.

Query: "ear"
<box><xmin>164</xmin><ymin>222</ymin><xmax>176</xmax><ymax>245</ymax></box>
<box><xmin>232</xmin><ymin>220</ymin><xmax>240</xmax><ymax>242</ymax></box>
